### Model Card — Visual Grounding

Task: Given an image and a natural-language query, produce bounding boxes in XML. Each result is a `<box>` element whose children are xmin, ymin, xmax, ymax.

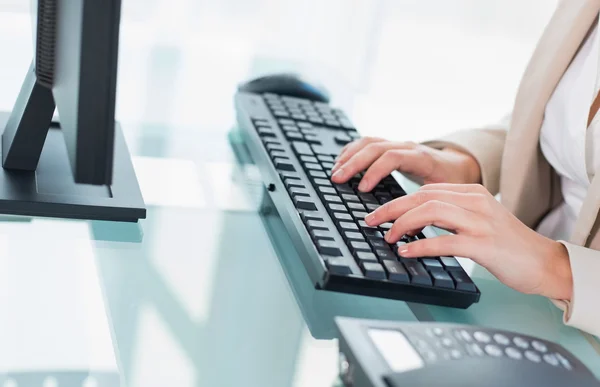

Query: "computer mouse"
<box><xmin>238</xmin><ymin>73</ymin><xmax>330</xmax><ymax>103</ymax></box>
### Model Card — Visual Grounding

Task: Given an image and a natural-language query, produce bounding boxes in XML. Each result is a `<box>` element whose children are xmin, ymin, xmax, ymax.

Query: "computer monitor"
<box><xmin>0</xmin><ymin>0</ymin><xmax>146</xmax><ymax>222</ymax></box>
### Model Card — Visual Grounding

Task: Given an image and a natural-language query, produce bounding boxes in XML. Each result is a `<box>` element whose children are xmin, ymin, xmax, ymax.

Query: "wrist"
<box><xmin>542</xmin><ymin>241</ymin><xmax>573</xmax><ymax>301</ymax></box>
<box><xmin>442</xmin><ymin>147</ymin><xmax>481</xmax><ymax>184</ymax></box>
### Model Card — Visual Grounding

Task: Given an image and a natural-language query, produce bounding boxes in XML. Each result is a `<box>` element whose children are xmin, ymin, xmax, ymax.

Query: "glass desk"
<box><xmin>0</xmin><ymin>1</ymin><xmax>598</xmax><ymax>386</ymax></box>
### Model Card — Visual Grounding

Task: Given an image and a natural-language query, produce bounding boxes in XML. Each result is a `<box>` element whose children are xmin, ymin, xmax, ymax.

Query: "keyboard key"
<box><xmin>278</xmin><ymin>118</ymin><xmax>295</xmax><ymax>126</ymax></box>
<box><xmin>383</xmin><ymin>261</ymin><xmax>410</xmax><ymax>283</ymax></box>
<box><xmin>358</xmin><ymin>220</ymin><xmax>378</xmax><ymax>231</ymax></box>
<box><xmin>289</xmin><ymin>187</ymin><xmax>310</xmax><ymax>198</ymax></box>
<box><xmin>274</xmin><ymin>158</ymin><xmax>294</xmax><ymax>171</ymax></box>
<box><xmin>339</xmin><ymin>222</ymin><xmax>359</xmax><ymax>231</ymax></box>
<box><xmin>292</xmin><ymin>141</ymin><xmax>313</xmax><ymax>155</ymax></box>
<box><xmin>285</xmin><ymin>131</ymin><xmax>304</xmax><ymax>141</ymax></box>
<box><xmin>310</xmin><ymin>229</ymin><xmax>334</xmax><ymax>241</ymax></box>
<box><xmin>270</xmin><ymin>150</ymin><xmax>288</xmax><ymax>159</ymax></box>
<box><xmin>317</xmin><ymin>186</ymin><xmax>337</xmax><ymax>195</ymax></box>
<box><xmin>279</xmin><ymin>171</ymin><xmax>300</xmax><ymax>179</ymax></box>
<box><xmin>257</xmin><ymin>127</ymin><xmax>276</xmax><ymax>137</ymax></box>
<box><xmin>322</xmin><ymin>202</ymin><xmax>344</xmax><ymax>213</ymax></box>
<box><xmin>333</xmin><ymin>212</ymin><xmax>353</xmax><ymax>222</ymax></box>
<box><xmin>356</xmin><ymin>252</ymin><xmax>378</xmax><ymax>263</ymax></box>
<box><xmin>344</xmin><ymin>232</ymin><xmax>365</xmax><ymax>242</ymax></box>
<box><xmin>375</xmin><ymin>248</ymin><xmax>396</xmax><ymax>261</ymax></box>
<box><xmin>273</xmin><ymin>110</ymin><xmax>290</xmax><ymax>117</ymax></box>
<box><xmin>377</xmin><ymin>195</ymin><xmax>393</xmax><ymax>204</ymax></box>
<box><xmin>304</xmin><ymin>162</ymin><xmax>323</xmax><ymax>170</ymax></box>
<box><xmin>352</xmin><ymin>211</ymin><xmax>369</xmax><ymax>220</ymax></box>
<box><xmin>317</xmin><ymin>155</ymin><xmax>334</xmax><ymax>162</ymax></box>
<box><xmin>369</xmin><ymin>239</ymin><xmax>388</xmax><ymax>250</ymax></box>
<box><xmin>300</xmin><ymin>212</ymin><xmax>323</xmax><ymax>223</ymax></box>
<box><xmin>314</xmin><ymin>178</ymin><xmax>332</xmax><ymax>187</ymax></box>
<box><xmin>317</xmin><ymin>240</ymin><xmax>342</xmax><ymax>256</ymax></box>
<box><xmin>431</xmin><ymin>270</ymin><xmax>455</xmax><ymax>289</ymax></box>
<box><xmin>341</xmin><ymin>194</ymin><xmax>361</xmax><ymax>202</ymax></box>
<box><xmin>347</xmin><ymin>202</ymin><xmax>366</xmax><ymax>211</ymax></box>
<box><xmin>361</xmin><ymin>262</ymin><xmax>386</xmax><ymax>279</ymax></box>
<box><xmin>363</xmin><ymin>229</ymin><xmax>384</xmax><ymax>239</ymax></box>
<box><xmin>441</xmin><ymin>256</ymin><xmax>462</xmax><ymax>271</ymax></box>
<box><xmin>402</xmin><ymin>260</ymin><xmax>432</xmax><ymax>286</ymax></box>
<box><xmin>324</xmin><ymin>195</ymin><xmax>342</xmax><ymax>204</ymax></box>
<box><xmin>305</xmin><ymin>135</ymin><xmax>321</xmax><ymax>145</ymax></box>
<box><xmin>379</xmin><ymin>222</ymin><xmax>394</xmax><ymax>230</ymax></box>
<box><xmin>322</xmin><ymin>161</ymin><xmax>335</xmax><ymax>170</ymax></box>
<box><xmin>300</xmin><ymin>155</ymin><xmax>319</xmax><ymax>164</ymax></box>
<box><xmin>294</xmin><ymin>197</ymin><xmax>317</xmax><ymax>211</ymax></box>
<box><xmin>326</xmin><ymin>257</ymin><xmax>352</xmax><ymax>275</ymax></box>
<box><xmin>266</xmin><ymin>143</ymin><xmax>285</xmax><ymax>153</ymax></box>
<box><xmin>283</xmin><ymin>177</ymin><xmax>305</xmax><ymax>190</ymax></box>
<box><xmin>334</xmin><ymin>133</ymin><xmax>352</xmax><ymax>145</ymax></box>
<box><xmin>349</xmin><ymin>241</ymin><xmax>372</xmax><ymax>253</ymax></box>
<box><xmin>358</xmin><ymin>193</ymin><xmax>378</xmax><ymax>203</ymax></box>
<box><xmin>298</xmin><ymin>122</ymin><xmax>313</xmax><ymax>129</ymax></box>
<box><xmin>450</xmin><ymin>270</ymin><xmax>477</xmax><ymax>292</ymax></box>
<box><xmin>421</xmin><ymin>258</ymin><xmax>444</xmax><ymax>270</ymax></box>
<box><xmin>306</xmin><ymin>220</ymin><xmax>328</xmax><ymax>230</ymax></box>
<box><xmin>365</xmin><ymin>203</ymin><xmax>380</xmax><ymax>211</ymax></box>
<box><xmin>334</xmin><ymin>184</ymin><xmax>354</xmax><ymax>194</ymax></box>
<box><xmin>309</xmin><ymin>170</ymin><xmax>328</xmax><ymax>179</ymax></box>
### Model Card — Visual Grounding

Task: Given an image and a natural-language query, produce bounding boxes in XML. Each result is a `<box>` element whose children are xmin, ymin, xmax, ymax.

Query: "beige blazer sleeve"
<box><xmin>554</xmin><ymin>241</ymin><xmax>600</xmax><ymax>338</ymax></box>
<box><xmin>423</xmin><ymin>115</ymin><xmax>510</xmax><ymax>195</ymax></box>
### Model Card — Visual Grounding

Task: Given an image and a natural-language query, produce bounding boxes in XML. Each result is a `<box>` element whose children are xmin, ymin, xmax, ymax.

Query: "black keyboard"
<box><xmin>235</xmin><ymin>92</ymin><xmax>480</xmax><ymax>308</ymax></box>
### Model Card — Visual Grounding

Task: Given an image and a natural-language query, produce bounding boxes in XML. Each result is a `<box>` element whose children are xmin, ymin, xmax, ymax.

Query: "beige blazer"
<box><xmin>427</xmin><ymin>0</ymin><xmax>600</xmax><ymax>338</ymax></box>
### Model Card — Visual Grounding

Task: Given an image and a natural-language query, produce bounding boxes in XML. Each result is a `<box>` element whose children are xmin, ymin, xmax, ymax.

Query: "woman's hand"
<box><xmin>331</xmin><ymin>137</ymin><xmax>481</xmax><ymax>192</ymax></box>
<box><xmin>365</xmin><ymin>183</ymin><xmax>573</xmax><ymax>301</ymax></box>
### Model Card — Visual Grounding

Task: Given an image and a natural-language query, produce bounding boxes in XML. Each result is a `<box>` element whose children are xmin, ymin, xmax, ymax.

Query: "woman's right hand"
<box><xmin>331</xmin><ymin>137</ymin><xmax>482</xmax><ymax>192</ymax></box>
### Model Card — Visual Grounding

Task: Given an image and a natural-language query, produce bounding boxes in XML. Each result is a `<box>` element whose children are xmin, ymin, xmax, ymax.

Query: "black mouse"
<box><xmin>238</xmin><ymin>73</ymin><xmax>330</xmax><ymax>103</ymax></box>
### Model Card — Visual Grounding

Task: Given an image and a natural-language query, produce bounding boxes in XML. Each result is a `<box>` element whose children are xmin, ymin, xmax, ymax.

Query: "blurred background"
<box><xmin>0</xmin><ymin>1</ymin><xmax>560</xmax><ymax>386</ymax></box>
<box><xmin>0</xmin><ymin>0</ymin><xmax>557</xmax><ymax>141</ymax></box>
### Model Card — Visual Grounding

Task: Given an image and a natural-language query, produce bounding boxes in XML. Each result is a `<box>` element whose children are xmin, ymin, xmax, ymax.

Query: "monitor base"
<box><xmin>0</xmin><ymin>111</ymin><xmax>146</xmax><ymax>222</ymax></box>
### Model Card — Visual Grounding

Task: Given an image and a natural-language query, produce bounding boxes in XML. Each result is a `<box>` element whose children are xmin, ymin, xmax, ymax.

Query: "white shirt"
<box><xmin>537</xmin><ymin>21</ymin><xmax>600</xmax><ymax>241</ymax></box>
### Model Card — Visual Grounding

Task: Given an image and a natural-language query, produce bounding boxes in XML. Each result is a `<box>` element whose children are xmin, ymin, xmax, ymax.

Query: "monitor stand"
<box><xmin>0</xmin><ymin>64</ymin><xmax>146</xmax><ymax>222</ymax></box>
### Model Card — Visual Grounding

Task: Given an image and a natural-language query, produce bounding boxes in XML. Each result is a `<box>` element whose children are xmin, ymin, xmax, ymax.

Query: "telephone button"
<box><xmin>505</xmin><ymin>347</ymin><xmax>522</xmax><ymax>360</ymax></box>
<box><xmin>513</xmin><ymin>336</ymin><xmax>529</xmax><ymax>349</ymax></box>
<box><xmin>532</xmin><ymin>340</ymin><xmax>548</xmax><ymax>353</ymax></box>
<box><xmin>543</xmin><ymin>354</ymin><xmax>559</xmax><ymax>367</ymax></box>
<box><xmin>468</xmin><ymin>343</ymin><xmax>484</xmax><ymax>357</ymax></box>
<box><xmin>555</xmin><ymin>353</ymin><xmax>573</xmax><ymax>370</ymax></box>
<box><xmin>474</xmin><ymin>331</ymin><xmax>491</xmax><ymax>343</ymax></box>
<box><xmin>493</xmin><ymin>333</ymin><xmax>510</xmax><ymax>346</ymax></box>
<box><xmin>485</xmin><ymin>344</ymin><xmax>503</xmax><ymax>357</ymax></box>
<box><xmin>525</xmin><ymin>350</ymin><xmax>541</xmax><ymax>363</ymax></box>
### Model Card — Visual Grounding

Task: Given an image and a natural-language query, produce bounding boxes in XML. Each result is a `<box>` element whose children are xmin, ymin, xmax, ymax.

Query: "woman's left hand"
<box><xmin>365</xmin><ymin>183</ymin><xmax>573</xmax><ymax>301</ymax></box>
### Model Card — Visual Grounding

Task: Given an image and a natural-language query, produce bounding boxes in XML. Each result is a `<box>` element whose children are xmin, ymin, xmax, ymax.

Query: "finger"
<box><xmin>333</xmin><ymin>137</ymin><xmax>383</xmax><ymax>170</ymax></box>
<box><xmin>384</xmin><ymin>200</ymin><xmax>483</xmax><ymax>243</ymax></box>
<box><xmin>420</xmin><ymin>183</ymin><xmax>489</xmax><ymax>195</ymax></box>
<box><xmin>366</xmin><ymin>190</ymin><xmax>486</xmax><ymax>226</ymax></box>
<box><xmin>332</xmin><ymin>142</ymin><xmax>416</xmax><ymax>184</ymax></box>
<box><xmin>359</xmin><ymin>149</ymin><xmax>432</xmax><ymax>192</ymax></box>
<box><xmin>397</xmin><ymin>234</ymin><xmax>477</xmax><ymax>260</ymax></box>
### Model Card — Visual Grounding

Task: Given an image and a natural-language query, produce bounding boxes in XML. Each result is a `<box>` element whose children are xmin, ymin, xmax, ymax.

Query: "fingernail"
<box><xmin>399</xmin><ymin>247</ymin><xmax>410</xmax><ymax>256</ymax></box>
<box><xmin>332</xmin><ymin>162</ymin><xmax>340</xmax><ymax>172</ymax></box>
<box><xmin>332</xmin><ymin>168</ymin><xmax>344</xmax><ymax>180</ymax></box>
<box><xmin>384</xmin><ymin>231</ymin><xmax>390</xmax><ymax>242</ymax></box>
<box><xmin>358</xmin><ymin>178</ymin><xmax>369</xmax><ymax>192</ymax></box>
<box><xmin>365</xmin><ymin>213</ymin><xmax>375</xmax><ymax>225</ymax></box>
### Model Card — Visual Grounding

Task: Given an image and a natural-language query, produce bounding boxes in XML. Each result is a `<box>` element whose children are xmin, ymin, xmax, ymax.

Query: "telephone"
<box><xmin>335</xmin><ymin>318</ymin><xmax>600</xmax><ymax>387</ymax></box>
